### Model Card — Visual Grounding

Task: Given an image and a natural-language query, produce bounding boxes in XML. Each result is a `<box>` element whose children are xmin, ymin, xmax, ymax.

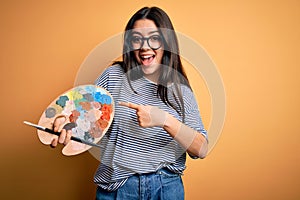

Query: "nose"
<box><xmin>140</xmin><ymin>39</ymin><xmax>151</xmax><ymax>50</ymax></box>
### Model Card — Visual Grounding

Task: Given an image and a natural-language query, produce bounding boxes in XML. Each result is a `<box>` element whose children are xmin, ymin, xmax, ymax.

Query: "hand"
<box><xmin>50</xmin><ymin>115</ymin><xmax>72</xmax><ymax>148</ymax></box>
<box><xmin>119</xmin><ymin>102</ymin><xmax>167</xmax><ymax>128</ymax></box>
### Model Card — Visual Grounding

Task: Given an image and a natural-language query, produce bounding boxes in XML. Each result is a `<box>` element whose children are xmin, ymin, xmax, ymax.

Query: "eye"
<box><xmin>131</xmin><ymin>36</ymin><xmax>142</xmax><ymax>44</ymax></box>
<box><xmin>150</xmin><ymin>35</ymin><xmax>162</xmax><ymax>42</ymax></box>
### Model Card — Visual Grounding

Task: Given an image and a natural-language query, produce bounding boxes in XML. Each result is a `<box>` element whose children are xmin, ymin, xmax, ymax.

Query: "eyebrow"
<box><xmin>131</xmin><ymin>30</ymin><xmax>160</xmax><ymax>36</ymax></box>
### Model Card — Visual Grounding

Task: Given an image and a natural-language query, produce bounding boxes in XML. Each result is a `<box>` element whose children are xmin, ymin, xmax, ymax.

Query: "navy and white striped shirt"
<box><xmin>94</xmin><ymin>65</ymin><xmax>207</xmax><ymax>191</ymax></box>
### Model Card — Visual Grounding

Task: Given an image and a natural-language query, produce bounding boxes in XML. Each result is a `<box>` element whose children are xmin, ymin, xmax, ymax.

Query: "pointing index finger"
<box><xmin>119</xmin><ymin>102</ymin><xmax>140</xmax><ymax>110</ymax></box>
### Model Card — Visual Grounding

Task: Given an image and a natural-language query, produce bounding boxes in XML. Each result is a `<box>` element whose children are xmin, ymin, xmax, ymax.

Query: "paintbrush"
<box><xmin>23</xmin><ymin>121</ymin><xmax>100</xmax><ymax>148</ymax></box>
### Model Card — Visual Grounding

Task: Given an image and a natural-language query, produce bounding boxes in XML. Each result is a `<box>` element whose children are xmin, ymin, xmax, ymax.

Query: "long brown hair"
<box><xmin>117</xmin><ymin>7</ymin><xmax>191</xmax><ymax>119</ymax></box>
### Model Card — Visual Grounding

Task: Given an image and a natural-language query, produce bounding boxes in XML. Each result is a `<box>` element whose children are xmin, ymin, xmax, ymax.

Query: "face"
<box><xmin>131</xmin><ymin>19</ymin><xmax>164</xmax><ymax>83</ymax></box>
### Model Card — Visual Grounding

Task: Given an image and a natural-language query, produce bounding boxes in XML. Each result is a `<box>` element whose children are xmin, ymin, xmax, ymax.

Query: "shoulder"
<box><xmin>180</xmin><ymin>84</ymin><xmax>194</xmax><ymax>97</ymax></box>
<box><xmin>102</xmin><ymin>64</ymin><xmax>125</xmax><ymax>77</ymax></box>
<box><xmin>168</xmin><ymin>83</ymin><xmax>195</xmax><ymax>101</ymax></box>
<box><xmin>95</xmin><ymin>64</ymin><xmax>125</xmax><ymax>85</ymax></box>
<box><xmin>180</xmin><ymin>85</ymin><xmax>198</xmax><ymax>110</ymax></box>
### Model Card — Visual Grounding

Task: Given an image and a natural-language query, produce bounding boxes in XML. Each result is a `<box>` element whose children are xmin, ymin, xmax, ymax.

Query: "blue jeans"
<box><xmin>96</xmin><ymin>168</ymin><xmax>184</xmax><ymax>200</ymax></box>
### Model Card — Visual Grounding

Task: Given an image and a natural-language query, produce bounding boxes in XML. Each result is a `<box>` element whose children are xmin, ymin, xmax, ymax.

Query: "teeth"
<box><xmin>141</xmin><ymin>55</ymin><xmax>153</xmax><ymax>59</ymax></box>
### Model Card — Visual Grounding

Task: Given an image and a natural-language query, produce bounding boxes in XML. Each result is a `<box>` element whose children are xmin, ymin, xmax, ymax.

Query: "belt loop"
<box><xmin>156</xmin><ymin>167</ymin><xmax>166</xmax><ymax>175</ymax></box>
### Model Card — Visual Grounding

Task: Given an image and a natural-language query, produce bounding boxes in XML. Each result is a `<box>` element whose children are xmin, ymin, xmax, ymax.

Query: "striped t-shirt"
<box><xmin>94</xmin><ymin>65</ymin><xmax>207</xmax><ymax>191</ymax></box>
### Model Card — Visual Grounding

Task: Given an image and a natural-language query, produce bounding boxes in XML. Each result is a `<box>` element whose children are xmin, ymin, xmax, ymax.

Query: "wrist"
<box><xmin>162</xmin><ymin>113</ymin><xmax>181</xmax><ymax>138</ymax></box>
<box><xmin>163</xmin><ymin>112</ymin><xmax>171</xmax><ymax>128</ymax></box>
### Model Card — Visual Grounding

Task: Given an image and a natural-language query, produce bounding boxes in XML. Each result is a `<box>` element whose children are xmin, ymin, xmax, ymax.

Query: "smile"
<box><xmin>140</xmin><ymin>54</ymin><xmax>155</xmax><ymax>60</ymax></box>
<box><xmin>140</xmin><ymin>54</ymin><xmax>155</xmax><ymax>66</ymax></box>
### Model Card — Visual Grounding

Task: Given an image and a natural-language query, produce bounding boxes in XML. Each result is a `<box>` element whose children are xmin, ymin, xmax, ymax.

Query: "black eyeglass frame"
<box><xmin>129</xmin><ymin>35</ymin><xmax>163</xmax><ymax>50</ymax></box>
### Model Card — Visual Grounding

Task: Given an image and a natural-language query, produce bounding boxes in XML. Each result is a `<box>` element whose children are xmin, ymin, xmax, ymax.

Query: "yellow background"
<box><xmin>1</xmin><ymin>0</ymin><xmax>299</xmax><ymax>199</ymax></box>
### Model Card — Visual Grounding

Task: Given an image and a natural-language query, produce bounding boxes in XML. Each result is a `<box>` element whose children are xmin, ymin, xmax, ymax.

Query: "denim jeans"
<box><xmin>96</xmin><ymin>168</ymin><xmax>184</xmax><ymax>200</ymax></box>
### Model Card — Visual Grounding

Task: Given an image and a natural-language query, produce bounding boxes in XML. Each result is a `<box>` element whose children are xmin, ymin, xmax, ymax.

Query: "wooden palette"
<box><xmin>37</xmin><ymin>85</ymin><xmax>114</xmax><ymax>155</ymax></box>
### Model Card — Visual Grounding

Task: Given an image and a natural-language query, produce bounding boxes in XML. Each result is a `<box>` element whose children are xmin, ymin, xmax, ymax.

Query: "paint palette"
<box><xmin>37</xmin><ymin>85</ymin><xmax>114</xmax><ymax>156</ymax></box>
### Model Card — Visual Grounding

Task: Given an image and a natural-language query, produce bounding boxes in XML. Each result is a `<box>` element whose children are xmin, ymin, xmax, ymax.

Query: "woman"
<box><xmin>52</xmin><ymin>6</ymin><xmax>208</xmax><ymax>200</ymax></box>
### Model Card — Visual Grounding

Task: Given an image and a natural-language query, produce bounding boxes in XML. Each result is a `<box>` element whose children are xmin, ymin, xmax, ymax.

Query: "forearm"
<box><xmin>119</xmin><ymin>102</ymin><xmax>208</xmax><ymax>158</ymax></box>
<box><xmin>163</xmin><ymin>112</ymin><xmax>208</xmax><ymax>158</ymax></box>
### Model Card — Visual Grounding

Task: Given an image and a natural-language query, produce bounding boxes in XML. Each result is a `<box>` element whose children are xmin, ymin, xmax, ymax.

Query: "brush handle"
<box><xmin>44</xmin><ymin>128</ymin><xmax>100</xmax><ymax>148</ymax></box>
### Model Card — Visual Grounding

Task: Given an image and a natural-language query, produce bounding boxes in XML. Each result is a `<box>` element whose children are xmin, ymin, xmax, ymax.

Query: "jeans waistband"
<box><xmin>132</xmin><ymin>167</ymin><xmax>180</xmax><ymax>177</ymax></box>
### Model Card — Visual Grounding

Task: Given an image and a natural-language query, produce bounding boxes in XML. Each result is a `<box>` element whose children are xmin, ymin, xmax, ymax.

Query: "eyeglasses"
<box><xmin>129</xmin><ymin>35</ymin><xmax>163</xmax><ymax>50</ymax></box>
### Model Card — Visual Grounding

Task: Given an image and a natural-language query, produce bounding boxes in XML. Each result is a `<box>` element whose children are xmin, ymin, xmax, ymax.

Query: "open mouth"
<box><xmin>140</xmin><ymin>54</ymin><xmax>155</xmax><ymax>66</ymax></box>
